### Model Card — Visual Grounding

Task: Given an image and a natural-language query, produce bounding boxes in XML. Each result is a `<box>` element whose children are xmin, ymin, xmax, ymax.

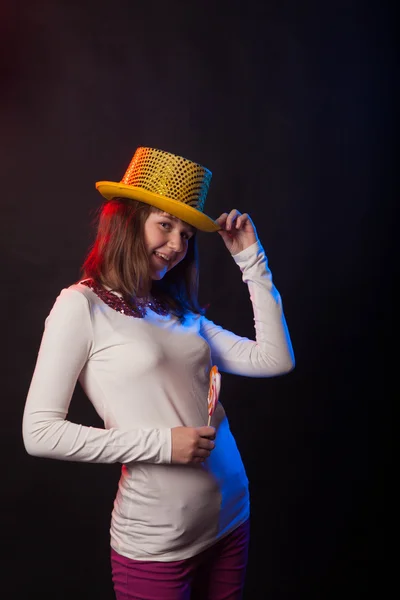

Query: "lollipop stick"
<box><xmin>207</xmin><ymin>415</ymin><xmax>211</xmax><ymax>427</ymax></box>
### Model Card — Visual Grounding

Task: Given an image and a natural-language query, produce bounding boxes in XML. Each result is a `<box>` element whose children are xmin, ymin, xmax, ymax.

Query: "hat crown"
<box><xmin>120</xmin><ymin>147</ymin><xmax>212</xmax><ymax>213</ymax></box>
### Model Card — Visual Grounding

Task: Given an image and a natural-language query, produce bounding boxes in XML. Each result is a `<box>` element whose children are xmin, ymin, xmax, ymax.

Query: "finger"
<box><xmin>226</xmin><ymin>209</ymin><xmax>241</xmax><ymax>231</ymax></box>
<box><xmin>197</xmin><ymin>426</ymin><xmax>216</xmax><ymax>438</ymax></box>
<box><xmin>235</xmin><ymin>214</ymin><xmax>246</xmax><ymax>229</ymax></box>
<box><xmin>194</xmin><ymin>448</ymin><xmax>211</xmax><ymax>459</ymax></box>
<box><xmin>215</xmin><ymin>213</ymin><xmax>229</xmax><ymax>228</ymax></box>
<box><xmin>198</xmin><ymin>438</ymin><xmax>215</xmax><ymax>451</ymax></box>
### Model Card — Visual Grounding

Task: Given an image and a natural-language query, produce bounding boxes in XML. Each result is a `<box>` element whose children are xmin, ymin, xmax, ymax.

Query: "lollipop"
<box><xmin>207</xmin><ymin>365</ymin><xmax>221</xmax><ymax>426</ymax></box>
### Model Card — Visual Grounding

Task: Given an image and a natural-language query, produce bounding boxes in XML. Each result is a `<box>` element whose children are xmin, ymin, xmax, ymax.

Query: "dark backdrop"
<box><xmin>1</xmin><ymin>1</ymin><xmax>393</xmax><ymax>599</ymax></box>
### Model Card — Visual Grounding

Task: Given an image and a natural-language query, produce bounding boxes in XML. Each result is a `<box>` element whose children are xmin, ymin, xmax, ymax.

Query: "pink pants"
<box><xmin>111</xmin><ymin>519</ymin><xmax>250</xmax><ymax>600</ymax></box>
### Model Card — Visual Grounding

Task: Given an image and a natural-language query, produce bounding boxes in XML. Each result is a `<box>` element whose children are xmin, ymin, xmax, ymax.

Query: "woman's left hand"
<box><xmin>215</xmin><ymin>210</ymin><xmax>258</xmax><ymax>255</ymax></box>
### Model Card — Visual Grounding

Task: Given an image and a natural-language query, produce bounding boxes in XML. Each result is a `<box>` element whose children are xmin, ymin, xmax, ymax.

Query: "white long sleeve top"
<box><xmin>23</xmin><ymin>241</ymin><xmax>294</xmax><ymax>561</ymax></box>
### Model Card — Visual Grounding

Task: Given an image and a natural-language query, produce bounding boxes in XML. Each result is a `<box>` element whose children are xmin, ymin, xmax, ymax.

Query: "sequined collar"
<box><xmin>80</xmin><ymin>279</ymin><xmax>169</xmax><ymax>318</ymax></box>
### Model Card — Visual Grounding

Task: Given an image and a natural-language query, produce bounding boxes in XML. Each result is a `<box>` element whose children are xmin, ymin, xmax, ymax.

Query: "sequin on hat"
<box><xmin>96</xmin><ymin>147</ymin><xmax>219</xmax><ymax>232</ymax></box>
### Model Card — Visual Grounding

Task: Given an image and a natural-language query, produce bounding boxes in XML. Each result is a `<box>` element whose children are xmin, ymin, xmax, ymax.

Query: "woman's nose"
<box><xmin>167</xmin><ymin>234</ymin><xmax>183</xmax><ymax>253</ymax></box>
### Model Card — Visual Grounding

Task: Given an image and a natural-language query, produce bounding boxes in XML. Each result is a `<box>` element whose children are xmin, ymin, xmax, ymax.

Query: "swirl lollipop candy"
<box><xmin>207</xmin><ymin>365</ymin><xmax>221</xmax><ymax>426</ymax></box>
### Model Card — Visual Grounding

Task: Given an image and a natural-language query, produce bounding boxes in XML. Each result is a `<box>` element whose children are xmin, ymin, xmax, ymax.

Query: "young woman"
<box><xmin>23</xmin><ymin>147</ymin><xmax>295</xmax><ymax>599</ymax></box>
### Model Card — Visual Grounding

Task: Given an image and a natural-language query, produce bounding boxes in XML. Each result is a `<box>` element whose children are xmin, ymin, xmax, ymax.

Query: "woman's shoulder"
<box><xmin>64</xmin><ymin>279</ymin><xmax>97</xmax><ymax>302</ymax></box>
<box><xmin>64</xmin><ymin>279</ymin><xmax>117</xmax><ymax>313</ymax></box>
<box><xmin>48</xmin><ymin>280</ymin><xmax>87</xmax><ymax>300</ymax></box>
<box><xmin>50</xmin><ymin>279</ymin><xmax>102</xmax><ymax>312</ymax></box>
<box><xmin>42</xmin><ymin>281</ymin><xmax>95</xmax><ymax>325</ymax></box>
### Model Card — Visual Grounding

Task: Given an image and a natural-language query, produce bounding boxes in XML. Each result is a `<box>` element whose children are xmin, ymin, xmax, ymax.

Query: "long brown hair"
<box><xmin>81</xmin><ymin>197</ymin><xmax>205</xmax><ymax>319</ymax></box>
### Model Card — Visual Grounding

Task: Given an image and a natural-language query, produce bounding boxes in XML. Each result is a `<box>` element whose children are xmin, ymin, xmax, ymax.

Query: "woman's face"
<box><xmin>144</xmin><ymin>210</ymin><xmax>195</xmax><ymax>280</ymax></box>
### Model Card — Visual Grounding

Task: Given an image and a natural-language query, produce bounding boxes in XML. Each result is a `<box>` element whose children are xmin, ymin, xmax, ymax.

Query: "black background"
<box><xmin>1</xmin><ymin>1</ymin><xmax>393</xmax><ymax>598</ymax></box>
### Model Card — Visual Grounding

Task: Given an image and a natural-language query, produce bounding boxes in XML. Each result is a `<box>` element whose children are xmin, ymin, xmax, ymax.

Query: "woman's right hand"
<box><xmin>171</xmin><ymin>426</ymin><xmax>216</xmax><ymax>464</ymax></box>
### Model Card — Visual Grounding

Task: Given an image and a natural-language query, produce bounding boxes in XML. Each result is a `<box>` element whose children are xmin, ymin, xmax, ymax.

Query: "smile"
<box><xmin>154</xmin><ymin>251</ymin><xmax>171</xmax><ymax>263</ymax></box>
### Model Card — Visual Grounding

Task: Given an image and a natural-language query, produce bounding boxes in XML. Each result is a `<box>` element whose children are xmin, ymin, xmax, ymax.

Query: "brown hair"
<box><xmin>81</xmin><ymin>197</ymin><xmax>205</xmax><ymax>319</ymax></box>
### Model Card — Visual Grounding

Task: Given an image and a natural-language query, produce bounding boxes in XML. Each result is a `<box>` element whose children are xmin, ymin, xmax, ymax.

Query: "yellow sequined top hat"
<box><xmin>96</xmin><ymin>147</ymin><xmax>219</xmax><ymax>232</ymax></box>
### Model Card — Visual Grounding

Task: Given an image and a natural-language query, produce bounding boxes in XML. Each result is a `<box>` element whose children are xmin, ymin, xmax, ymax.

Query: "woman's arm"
<box><xmin>200</xmin><ymin>210</ymin><xmax>295</xmax><ymax>377</ymax></box>
<box><xmin>22</xmin><ymin>288</ymin><xmax>172</xmax><ymax>464</ymax></box>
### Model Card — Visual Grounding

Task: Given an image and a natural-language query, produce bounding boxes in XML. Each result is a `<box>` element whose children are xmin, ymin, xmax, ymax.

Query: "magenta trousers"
<box><xmin>111</xmin><ymin>519</ymin><xmax>250</xmax><ymax>600</ymax></box>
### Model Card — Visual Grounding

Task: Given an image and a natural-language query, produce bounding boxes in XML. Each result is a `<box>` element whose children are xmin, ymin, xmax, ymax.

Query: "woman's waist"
<box><xmin>120</xmin><ymin>443</ymin><xmax>247</xmax><ymax>500</ymax></box>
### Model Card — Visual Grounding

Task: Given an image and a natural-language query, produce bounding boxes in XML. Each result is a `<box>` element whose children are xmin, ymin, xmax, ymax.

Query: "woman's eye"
<box><xmin>160</xmin><ymin>222</ymin><xmax>171</xmax><ymax>230</ymax></box>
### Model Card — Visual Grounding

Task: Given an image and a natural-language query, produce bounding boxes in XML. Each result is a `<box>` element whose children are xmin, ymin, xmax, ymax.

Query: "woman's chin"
<box><xmin>150</xmin><ymin>270</ymin><xmax>167</xmax><ymax>281</ymax></box>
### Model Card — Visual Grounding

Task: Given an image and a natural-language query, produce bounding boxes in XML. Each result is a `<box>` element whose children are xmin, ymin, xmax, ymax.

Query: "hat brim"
<box><xmin>95</xmin><ymin>181</ymin><xmax>220</xmax><ymax>233</ymax></box>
